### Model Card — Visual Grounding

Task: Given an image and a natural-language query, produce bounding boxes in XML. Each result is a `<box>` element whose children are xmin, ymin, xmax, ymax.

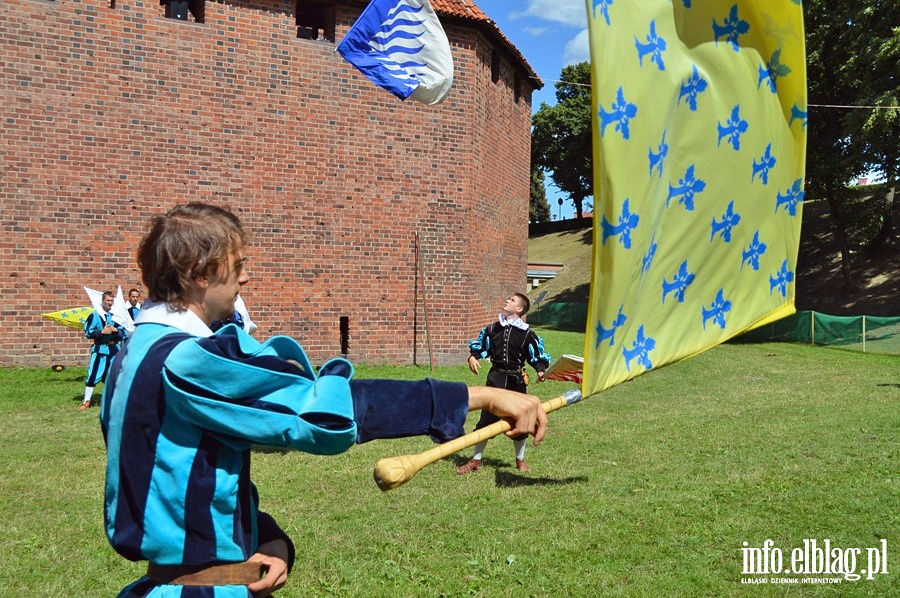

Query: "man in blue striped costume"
<box><xmin>80</xmin><ymin>290</ymin><xmax>126</xmax><ymax>411</ymax></box>
<box><xmin>127</xmin><ymin>288</ymin><xmax>142</xmax><ymax>321</ymax></box>
<box><xmin>100</xmin><ymin>203</ymin><xmax>548</xmax><ymax>597</ymax></box>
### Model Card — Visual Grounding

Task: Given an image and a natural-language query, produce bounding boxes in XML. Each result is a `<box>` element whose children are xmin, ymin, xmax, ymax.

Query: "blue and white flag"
<box><xmin>85</xmin><ymin>285</ymin><xmax>135</xmax><ymax>332</ymax></box>
<box><xmin>336</xmin><ymin>0</ymin><xmax>453</xmax><ymax>105</ymax></box>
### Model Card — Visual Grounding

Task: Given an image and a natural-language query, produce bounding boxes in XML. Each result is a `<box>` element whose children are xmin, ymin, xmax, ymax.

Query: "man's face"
<box><xmin>204</xmin><ymin>252</ymin><xmax>250</xmax><ymax>323</ymax></box>
<box><xmin>102</xmin><ymin>295</ymin><xmax>115</xmax><ymax>312</ymax></box>
<box><xmin>503</xmin><ymin>295</ymin><xmax>524</xmax><ymax>317</ymax></box>
<box><xmin>128</xmin><ymin>292</ymin><xmax>140</xmax><ymax>306</ymax></box>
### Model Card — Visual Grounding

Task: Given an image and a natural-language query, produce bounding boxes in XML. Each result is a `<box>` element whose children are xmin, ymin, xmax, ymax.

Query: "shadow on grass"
<box><xmin>447</xmin><ymin>454</ymin><xmax>504</xmax><ymax>470</ymax></box>
<box><xmin>253</xmin><ymin>445</ymin><xmax>292</xmax><ymax>454</ymax></box>
<box><xmin>52</xmin><ymin>373</ymin><xmax>87</xmax><ymax>384</ymax></box>
<box><xmin>494</xmin><ymin>469</ymin><xmax>588</xmax><ymax>488</ymax></box>
<box><xmin>447</xmin><ymin>454</ymin><xmax>588</xmax><ymax>487</ymax></box>
<box><xmin>566</xmin><ymin>228</ymin><xmax>593</xmax><ymax>246</ymax></box>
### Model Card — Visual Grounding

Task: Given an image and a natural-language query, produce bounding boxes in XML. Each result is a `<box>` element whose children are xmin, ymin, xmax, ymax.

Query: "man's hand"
<box><xmin>467</xmin><ymin>387</ymin><xmax>547</xmax><ymax>445</ymax></box>
<box><xmin>247</xmin><ymin>539</ymin><xmax>290</xmax><ymax>597</ymax></box>
<box><xmin>467</xmin><ymin>355</ymin><xmax>480</xmax><ymax>376</ymax></box>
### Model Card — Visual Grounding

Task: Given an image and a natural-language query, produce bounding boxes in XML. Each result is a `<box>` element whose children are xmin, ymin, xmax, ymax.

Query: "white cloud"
<box><xmin>513</xmin><ymin>0</ymin><xmax>588</xmax><ymax>28</ymax></box>
<box><xmin>562</xmin><ymin>28</ymin><xmax>590</xmax><ymax>65</ymax></box>
<box><xmin>522</xmin><ymin>25</ymin><xmax>551</xmax><ymax>36</ymax></box>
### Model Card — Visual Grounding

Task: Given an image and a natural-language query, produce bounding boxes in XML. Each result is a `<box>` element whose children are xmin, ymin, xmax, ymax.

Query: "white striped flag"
<box><xmin>337</xmin><ymin>0</ymin><xmax>454</xmax><ymax>105</ymax></box>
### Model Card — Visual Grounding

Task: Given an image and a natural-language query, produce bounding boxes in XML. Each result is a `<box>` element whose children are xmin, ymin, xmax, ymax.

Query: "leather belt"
<box><xmin>493</xmin><ymin>367</ymin><xmax>524</xmax><ymax>375</ymax></box>
<box><xmin>147</xmin><ymin>561</ymin><xmax>263</xmax><ymax>586</ymax></box>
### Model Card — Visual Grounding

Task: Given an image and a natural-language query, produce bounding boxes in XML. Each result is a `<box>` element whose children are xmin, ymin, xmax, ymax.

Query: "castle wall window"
<box><xmin>296</xmin><ymin>0</ymin><xmax>335</xmax><ymax>42</ymax></box>
<box><xmin>490</xmin><ymin>48</ymin><xmax>500</xmax><ymax>83</ymax></box>
<box><xmin>162</xmin><ymin>0</ymin><xmax>205</xmax><ymax>23</ymax></box>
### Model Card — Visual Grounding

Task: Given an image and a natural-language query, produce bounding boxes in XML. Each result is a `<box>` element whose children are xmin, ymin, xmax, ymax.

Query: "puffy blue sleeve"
<box><xmin>468</xmin><ymin>324</ymin><xmax>491</xmax><ymax>359</ymax></box>
<box><xmin>84</xmin><ymin>311</ymin><xmax>103</xmax><ymax>340</ymax></box>
<box><xmin>161</xmin><ymin>325</ymin><xmax>471</xmax><ymax>453</ymax></box>
<box><xmin>162</xmin><ymin>325</ymin><xmax>359</xmax><ymax>456</ymax></box>
<box><xmin>527</xmin><ymin>330</ymin><xmax>551</xmax><ymax>373</ymax></box>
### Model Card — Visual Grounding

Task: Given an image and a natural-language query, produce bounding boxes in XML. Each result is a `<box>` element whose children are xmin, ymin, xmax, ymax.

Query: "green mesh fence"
<box><xmin>532</xmin><ymin>304</ymin><xmax>899</xmax><ymax>355</ymax></box>
<box><xmin>737</xmin><ymin>311</ymin><xmax>900</xmax><ymax>355</ymax></box>
<box><xmin>529</xmin><ymin>302</ymin><xmax>588</xmax><ymax>331</ymax></box>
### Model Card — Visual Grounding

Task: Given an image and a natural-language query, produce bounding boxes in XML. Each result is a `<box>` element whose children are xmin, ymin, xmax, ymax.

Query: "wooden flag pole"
<box><xmin>416</xmin><ymin>231</ymin><xmax>434</xmax><ymax>371</ymax></box>
<box><xmin>373</xmin><ymin>389</ymin><xmax>583</xmax><ymax>491</ymax></box>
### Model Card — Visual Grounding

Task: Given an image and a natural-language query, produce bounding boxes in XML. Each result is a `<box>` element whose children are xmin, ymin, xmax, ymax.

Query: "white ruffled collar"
<box><xmin>134</xmin><ymin>299</ymin><xmax>213</xmax><ymax>337</ymax></box>
<box><xmin>498</xmin><ymin>312</ymin><xmax>529</xmax><ymax>330</ymax></box>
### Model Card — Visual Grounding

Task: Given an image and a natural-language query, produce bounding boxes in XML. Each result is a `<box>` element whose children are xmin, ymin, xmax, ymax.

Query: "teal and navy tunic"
<box><xmin>101</xmin><ymin>301</ymin><xmax>469</xmax><ymax>597</ymax></box>
<box><xmin>84</xmin><ymin>309</ymin><xmax>125</xmax><ymax>386</ymax></box>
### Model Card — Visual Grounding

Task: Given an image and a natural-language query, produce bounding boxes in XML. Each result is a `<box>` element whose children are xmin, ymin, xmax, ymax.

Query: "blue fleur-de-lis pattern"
<box><xmin>635</xmin><ymin>20</ymin><xmax>667</xmax><ymax>71</ymax></box>
<box><xmin>678</xmin><ymin>65</ymin><xmax>708</xmax><ymax>111</ymax></box>
<box><xmin>601</xmin><ymin>198</ymin><xmax>640</xmax><ymax>248</ymax></box>
<box><xmin>648</xmin><ymin>131</ymin><xmax>668</xmax><ymax>177</ymax></box>
<box><xmin>769</xmin><ymin>259</ymin><xmax>795</xmax><ymax>297</ymax></box>
<box><xmin>595</xmin><ymin>306</ymin><xmax>627</xmax><ymax>349</ymax></box>
<box><xmin>717</xmin><ymin>105</ymin><xmax>749</xmax><ymax>150</ymax></box>
<box><xmin>741</xmin><ymin>231</ymin><xmax>767</xmax><ymax>270</ymax></box>
<box><xmin>42</xmin><ymin>306</ymin><xmax>94</xmax><ymax>330</ymax></box>
<box><xmin>758</xmin><ymin>49</ymin><xmax>792</xmax><ymax>93</ymax></box>
<box><xmin>599</xmin><ymin>87</ymin><xmax>638</xmax><ymax>139</ymax></box>
<box><xmin>592</xmin><ymin>0</ymin><xmax>614</xmax><ymax>26</ymax></box>
<box><xmin>584</xmin><ymin>0</ymin><xmax>806</xmax><ymax>395</ymax></box>
<box><xmin>775</xmin><ymin>178</ymin><xmax>804</xmax><ymax>216</ymax></box>
<box><xmin>662</xmin><ymin>261</ymin><xmax>696</xmax><ymax>304</ymax></box>
<box><xmin>667</xmin><ymin>164</ymin><xmax>706</xmax><ymax>210</ymax></box>
<box><xmin>713</xmin><ymin>4</ymin><xmax>750</xmax><ymax>52</ymax></box>
<box><xmin>752</xmin><ymin>143</ymin><xmax>776</xmax><ymax>184</ymax></box>
<box><xmin>623</xmin><ymin>325</ymin><xmax>656</xmax><ymax>372</ymax></box>
<box><xmin>710</xmin><ymin>200</ymin><xmax>741</xmax><ymax>243</ymax></box>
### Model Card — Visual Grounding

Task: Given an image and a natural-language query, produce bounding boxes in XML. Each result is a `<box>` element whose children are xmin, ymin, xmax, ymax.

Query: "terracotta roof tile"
<box><xmin>431</xmin><ymin>0</ymin><xmax>487</xmax><ymax>20</ymax></box>
<box><xmin>431</xmin><ymin>0</ymin><xmax>542</xmax><ymax>89</ymax></box>
<box><xmin>430</xmin><ymin>0</ymin><xmax>488</xmax><ymax>20</ymax></box>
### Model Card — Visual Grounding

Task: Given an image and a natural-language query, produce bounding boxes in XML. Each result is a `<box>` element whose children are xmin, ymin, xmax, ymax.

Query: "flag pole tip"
<box><xmin>562</xmin><ymin>389</ymin><xmax>582</xmax><ymax>404</ymax></box>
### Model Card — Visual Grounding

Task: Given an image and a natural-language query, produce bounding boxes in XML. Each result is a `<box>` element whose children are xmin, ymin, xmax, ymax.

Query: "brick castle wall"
<box><xmin>0</xmin><ymin>0</ymin><xmax>533</xmax><ymax>366</ymax></box>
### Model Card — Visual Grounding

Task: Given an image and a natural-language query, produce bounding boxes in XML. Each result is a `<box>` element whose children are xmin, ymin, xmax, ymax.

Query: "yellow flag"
<box><xmin>583</xmin><ymin>1</ymin><xmax>807</xmax><ymax>395</ymax></box>
<box><xmin>42</xmin><ymin>306</ymin><xmax>94</xmax><ymax>331</ymax></box>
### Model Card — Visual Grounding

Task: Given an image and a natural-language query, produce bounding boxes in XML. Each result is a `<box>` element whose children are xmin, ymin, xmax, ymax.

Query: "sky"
<box><xmin>472</xmin><ymin>0</ymin><xmax>592</xmax><ymax>220</ymax></box>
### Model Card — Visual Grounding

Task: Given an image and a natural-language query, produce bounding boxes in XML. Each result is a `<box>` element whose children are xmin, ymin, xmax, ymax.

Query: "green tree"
<box><xmin>804</xmin><ymin>0</ymin><xmax>899</xmax><ymax>285</ymax></box>
<box><xmin>529</xmin><ymin>163</ymin><xmax>551</xmax><ymax>223</ymax></box>
<box><xmin>843</xmin><ymin>0</ymin><xmax>899</xmax><ymax>253</ymax></box>
<box><xmin>532</xmin><ymin>62</ymin><xmax>593</xmax><ymax>219</ymax></box>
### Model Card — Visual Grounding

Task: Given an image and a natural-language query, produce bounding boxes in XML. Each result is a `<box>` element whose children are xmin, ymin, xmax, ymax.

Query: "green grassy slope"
<box><xmin>527</xmin><ymin>227</ymin><xmax>593</xmax><ymax>305</ymax></box>
<box><xmin>528</xmin><ymin>185</ymin><xmax>897</xmax><ymax>317</ymax></box>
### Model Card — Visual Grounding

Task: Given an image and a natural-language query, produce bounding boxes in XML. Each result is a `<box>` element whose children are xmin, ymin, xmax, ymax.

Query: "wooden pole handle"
<box><xmin>373</xmin><ymin>389</ymin><xmax>582</xmax><ymax>491</ymax></box>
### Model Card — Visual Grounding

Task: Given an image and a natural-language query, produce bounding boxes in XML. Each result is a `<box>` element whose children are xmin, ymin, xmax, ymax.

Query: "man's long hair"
<box><xmin>138</xmin><ymin>203</ymin><xmax>246</xmax><ymax>311</ymax></box>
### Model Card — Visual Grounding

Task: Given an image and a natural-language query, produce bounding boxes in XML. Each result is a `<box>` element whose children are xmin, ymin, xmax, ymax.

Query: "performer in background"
<box><xmin>80</xmin><ymin>290</ymin><xmax>125</xmax><ymax>411</ymax></box>
<box><xmin>101</xmin><ymin>203</ymin><xmax>547</xmax><ymax>596</ymax></box>
<box><xmin>126</xmin><ymin>288</ymin><xmax>142</xmax><ymax>320</ymax></box>
<box><xmin>458</xmin><ymin>292</ymin><xmax>551</xmax><ymax>474</ymax></box>
<box><xmin>210</xmin><ymin>294</ymin><xmax>257</xmax><ymax>335</ymax></box>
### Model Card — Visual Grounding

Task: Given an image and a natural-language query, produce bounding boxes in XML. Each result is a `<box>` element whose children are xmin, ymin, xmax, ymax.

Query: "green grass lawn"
<box><xmin>0</xmin><ymin>331</ymin><xmax>896</xmax><ymax>596</ymax></box>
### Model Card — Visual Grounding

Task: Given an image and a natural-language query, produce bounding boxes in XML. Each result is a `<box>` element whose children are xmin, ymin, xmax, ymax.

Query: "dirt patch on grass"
<box><xmin>795</xmin><ymin>197</ymin><xmax>899</xmax><ymax>317</ymax></box>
